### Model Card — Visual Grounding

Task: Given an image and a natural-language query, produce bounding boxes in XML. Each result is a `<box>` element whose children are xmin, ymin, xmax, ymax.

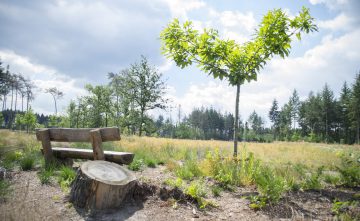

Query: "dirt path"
<box><xmin>0</xmin><ymin>166</ymin><xmax>358</xmax><ymax>220</ymax></box>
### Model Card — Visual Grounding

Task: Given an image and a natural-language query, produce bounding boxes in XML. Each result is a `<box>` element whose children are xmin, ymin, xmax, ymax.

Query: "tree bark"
<box><xmin>70</xmin><ymin>160</ymin><xmax>136</xmax><ymax>210</ymax></box>
<box><xmin>233</xmin><ymin>83</ymin><xmax>241</xmax><ymax>157</ymax></box>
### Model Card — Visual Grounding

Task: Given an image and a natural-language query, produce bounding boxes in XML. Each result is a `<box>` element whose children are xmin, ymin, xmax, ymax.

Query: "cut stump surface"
<box><xmin>70</xmin><ymin>160</ymin><xmax>136</xmax><ymax>210</ymax></box>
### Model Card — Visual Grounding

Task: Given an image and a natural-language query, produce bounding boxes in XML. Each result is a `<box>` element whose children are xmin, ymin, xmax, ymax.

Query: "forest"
<box><xmin>1</xmin><ymin>57</ymin><xmax>360</xmax><ymax>144</ymax></box>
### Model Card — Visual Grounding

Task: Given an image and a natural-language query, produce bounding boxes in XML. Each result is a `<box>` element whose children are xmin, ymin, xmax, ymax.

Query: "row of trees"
<box><xmin>0</xmin><ymin>60</ymin><xmax>35</xmax><ymax>128</ymax></box>
<box><xmin>60</xmin><ymin>56</ymin><xmax>167</xmax><ymax>136</ymax></box>
<box><xmin>269</xmin><ymin>74</ymin><xmax>360</xmax><ymax>144</ymax></box>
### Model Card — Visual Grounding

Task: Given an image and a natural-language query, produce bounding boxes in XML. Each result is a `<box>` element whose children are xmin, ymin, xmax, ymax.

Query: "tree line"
<box><xmin>268</xmin><ymin>73</ymin><xmax>360</xmax><ymax>144</ymax></box>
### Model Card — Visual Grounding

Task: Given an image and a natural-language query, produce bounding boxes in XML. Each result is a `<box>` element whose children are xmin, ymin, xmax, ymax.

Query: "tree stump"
<box><xmin>70</xmin><ymin>160</ymin><xmax>136</xmax><ymax>210</ymax></box>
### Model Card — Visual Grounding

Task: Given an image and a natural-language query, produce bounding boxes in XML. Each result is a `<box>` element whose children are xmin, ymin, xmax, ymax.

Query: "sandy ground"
<box><xmin>0</xmin><ymin>166</ymin><xmax>358</xmax><ymax>221</ymax></box>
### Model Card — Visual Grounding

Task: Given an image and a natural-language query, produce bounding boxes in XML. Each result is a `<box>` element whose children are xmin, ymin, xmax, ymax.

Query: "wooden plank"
<box><xmin>50</xmin><ymin>147</ymin><xmax>134</xmax><ymax>165</ymax></box>
<box><xmin>90</xmin><ymin>129</ymin><xmax>105</xmax><ymax>160</ymax></box>
<box><xmin>36</xmin><ymin>127</ymin><xmax>121</xmax><ymax>142</ymax></box>
<box><xmin>36</xmin><ymin>129</ymin><xmax>55</xmax><ymax>166</ymax></box>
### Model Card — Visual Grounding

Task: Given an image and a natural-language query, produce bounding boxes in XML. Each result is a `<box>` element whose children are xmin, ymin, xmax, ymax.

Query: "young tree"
<box><xmin>289</xmin><ymin>89</ymin><xmax>300</xmax><ymax>129</ymax></box>
<box><xmin>269</xmin><ymin>99</ymin><xmax>280</xmax><ymax>139</ymax></box>
<box><xmin>45</xmin><ymin>87</ymin><xmax>64</xmax><ymax>115</ymax></box>
<box><xmin>339</xmin><ymin>81</ymin><xmax>352</xmax><ymax>143</ymax></box>
<box><xmin>126</xmin><ymin>56</ymin><xmax>168</xmax><ymax>136</ymax></box>
<box><xmin>160</xmin><ymin>7</ymin><xmax>317</xmax><ymax>156</ymax></box>
<box><xmin>349</xmin><ymin>73</ymin><xmax>360</xmax><ymax>144</ymax></box>
<box><xmin>321</xmin><ymin>84</ymin><xmax>336</xmax><ymax>143</ymax></box>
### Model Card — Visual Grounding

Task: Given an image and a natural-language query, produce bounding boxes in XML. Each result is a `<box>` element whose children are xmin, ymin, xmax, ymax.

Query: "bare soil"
<box><xmin>0</xmin><ymin>165</ymin><xmax>358</xmax><ymax>221</ymax></box>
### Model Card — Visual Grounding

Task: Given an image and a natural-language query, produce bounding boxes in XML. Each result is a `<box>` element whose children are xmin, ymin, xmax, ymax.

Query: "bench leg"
<box><xmin>90</xmin><ymin>129</ymin><xmax>105</xmax><ymax>160</ymax></box>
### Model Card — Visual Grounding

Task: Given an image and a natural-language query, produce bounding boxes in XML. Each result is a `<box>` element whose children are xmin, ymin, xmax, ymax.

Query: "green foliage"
<box><xmin>211</xmin><ymin>185</ymin><xmax>223</xmax><ymax>197</ymax></box>
<box><xmin>332</xmin><ymin>200</ymin><xmax>360</xmax><ymax>221</ymax></box>
<box><xmin>336</xmin><ymin>153</ymin><xmax>360</xmax><ymax>187</ymax></box>
<box><xmin>38</xmin><ymin>168</ymin><xmax>55</xmax><ymax>185</ymax></box>
<box><xmin>164</xmin><ymin>177</ymin><xmax>184</xmax><ymax>189</ymax></box>
<box><xmin>128</xmin><ymin>159</ymin><xmax>144</xmax><ymax>171</ymax></box>
<box><xmin>175</xmin><ymin>158</ymin><xmax>202</xmax><ymax>180</ymax></box>
<box><xmin>19</xmin><ymin>154</ymin><xmax>35</xmax><ymax>171</ymax></box>
<box><xmin>0</xmin><ymin>179</ymin><xmax>11</xmax><ymax>200</ymax></box>
<box><xmin>58</xmin><ymin>166</ymin><xmax>76</xmax><ymax>192</ymax></box>
<box><xmin>255</xmin><ymin>167</ymin><xmax>287</xmax><ymax>203</ymax></box>
<box><xmin>185</xmin><ymin>179</ymin><xmax>208</xmax><ymax>209</ymax></box>
<box><xmin>206</xmin><ymin>149</ymin><xmax>260</xmax><ymax>187</ymax></box>
<box><xmin>302</xmin><ymin>166</ymin><xmax>324</xmax><ymax>190</ymax></box>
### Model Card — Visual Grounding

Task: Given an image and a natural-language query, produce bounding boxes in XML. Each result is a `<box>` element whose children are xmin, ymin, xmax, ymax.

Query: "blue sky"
<box><xmin>0</xmin><ymin>0</ymin><xmax>359</xmax><ymax>123</ymax></box>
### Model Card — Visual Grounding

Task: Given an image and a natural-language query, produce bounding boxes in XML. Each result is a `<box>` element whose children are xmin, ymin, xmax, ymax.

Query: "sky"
<box><xmin>0</xmin><ymin>0</ymin><xmax>359</xmax><ymax>124</ymax></box>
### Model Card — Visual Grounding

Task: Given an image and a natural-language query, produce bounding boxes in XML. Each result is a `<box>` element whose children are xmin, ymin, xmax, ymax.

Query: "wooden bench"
<box><xmin>35</xmin><ymin>127</ymin><xmax>134</xmax><ymax>165</ymax></box>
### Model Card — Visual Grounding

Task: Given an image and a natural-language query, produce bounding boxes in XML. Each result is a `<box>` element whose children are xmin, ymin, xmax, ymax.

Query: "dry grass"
<box><xmin>115</xmin><ymin>136</ymin><xmax>360</xmax><ymax>168</ymax></box>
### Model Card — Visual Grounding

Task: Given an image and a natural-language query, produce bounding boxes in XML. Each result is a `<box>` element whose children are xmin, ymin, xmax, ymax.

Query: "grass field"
<box><xmin>1</xmin><ymin>129</ymin><xmax>359</xmax><ymax>215</ymax></box>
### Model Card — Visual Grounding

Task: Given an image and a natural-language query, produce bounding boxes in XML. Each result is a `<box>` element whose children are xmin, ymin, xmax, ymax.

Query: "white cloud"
<box><xmin>318</xmin><ymin>13</ymin><xmax>352</xmax><ymax>31</ymax></box>
<box><xmin>309</xmin><ymin>0</ymin><xmax>348</xmax><ymax>9</ymax></box>
<box><xmin>162</xmin><ymin>0</ymin><xmax>206</xmax><ymax>19</ymax></box>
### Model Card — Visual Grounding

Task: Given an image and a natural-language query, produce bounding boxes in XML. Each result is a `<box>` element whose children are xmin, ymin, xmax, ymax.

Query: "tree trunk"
<box><xmin>53</xmin><ymin>96</ymin><xmax>57</xmax><ymax>116</ymax></box>
<box><xmin>70</xmin><ymin>160</ymin><xmax>136</xmax><ymax>210</ymax></box>
<box><xmin>139</xmin><ymin>110</ymin><xmax>144</xmax><ymax>136</ymax></box>
<box><xmin>233</xmin><ymin>83</ymin><xmax>241</xmax><ymax>157</ymax></box>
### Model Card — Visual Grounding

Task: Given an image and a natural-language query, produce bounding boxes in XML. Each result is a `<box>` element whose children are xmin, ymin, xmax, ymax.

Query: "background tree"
<box><xmin>269</xmin><ymin>99</ymin><xmax>280</xmax><ymax>139</ymax></box>
<box><xmin>126</xmin><ymin>56</ymin><xmax>168</xmax><ymax>136</ymax></box>
<box><xmin>160</xmin><ymin>7</ymin><xmax>317</xmax><ymax>156</ymax></box>
<box><xmin>349</xmin><ymin>73</ymin><xmax>360</xmax><ymax>144</ymax></box>
<box><xmin>45</xmin><ymin>87</ymin><xmax>64</xmax><ymax>116</ymax></box>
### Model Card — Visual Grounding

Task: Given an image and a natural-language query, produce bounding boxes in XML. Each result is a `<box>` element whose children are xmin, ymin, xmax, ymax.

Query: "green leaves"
<box><xmin>160</xmin><ymin>7</ymin><xmax>317</xmax><ymax>86</ymax></box>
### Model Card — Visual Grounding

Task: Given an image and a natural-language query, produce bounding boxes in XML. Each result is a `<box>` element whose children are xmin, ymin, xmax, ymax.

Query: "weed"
<box><xmin>302</xmin><ymin>166</ymin><xmax>324</xmax><ymax>190</ymax></box>
<box><xmin>144</xmin><ymin>158</ymin><xmax>157</xmax><ymax>168</ymax></box>
<box><xmin>0</xmin><ymin>179</ymin><xmax>11</xmax><ymax>200</ymax></box>
<box><xmin>175</xmin><ymin>158</ymin><xmax>202</xmax><ymax>180</ymax></box>
<box><xmin>249</xmin><ymin>195</ymin><xmax>267</xmax><ymax>210</ymax></box>
<box><xmin>255</xmin><ymin>167</ymin><xmax>286</xmax><ymax>203</ymax></box>
<box><xmin>323</xmin><ymin>173</ymin><xmax>341</xmax><ymax>186</ymax></box>
<box><xmin>165</xmin><ymin>177</ymin><xmax>184</xmax><ymax>189</ymax></box>
<box><xmin>58</xmin><ymin>166</ymin><xmax>76</xmax><ymax>192</ymax></box>
<box><xmin>38</xmin><ymin>167</ymin><xmax>55</xmax><ymax>185</ymax></box>
<box><xmin>332</xmin><ymin>199</ymin><xmax>360</xmax><ymax>221</ymax></box>
<box><xmin>20</xmin><ymin>155</ymin><xmax>35</xmax><ymax>171</ymax></box>
<box><xmin>211</xmin><ymin>185</ymin><xmax>222</xmax><ymax>197</ymax></box>
<box><xmin>185</xmin><ymin>179</ymin><xmax>208</xmax><ymax>209</ymax></box>
<box><xmin>336</xmin><ymin>153</ymin><xmax>360</xmax><ymax>187</ymax></box>
<box><xmin>128</xmin><ymin>159</ymin><xmax>144</xmax><ymax>171</ymax></box>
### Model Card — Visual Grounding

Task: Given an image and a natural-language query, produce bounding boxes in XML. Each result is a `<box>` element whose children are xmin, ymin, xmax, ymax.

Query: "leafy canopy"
<box><xmin>160</xmin><ymin>7</ymin><xmax>317</xmax><ymax>86</ymax></box>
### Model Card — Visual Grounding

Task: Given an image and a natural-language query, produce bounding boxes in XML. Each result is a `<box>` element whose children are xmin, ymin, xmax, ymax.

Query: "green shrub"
<box><xmin>128</xmin><ymin>159</ymin><xmax>144</xmax><ymax>171</ymax></box>
<box><xmin>323</xmin><ymin>173</ymin><xmax>341</xmax><ymax>186</ymax></box>
<box><xmin>302</xmin><ymin>166</ymin><xmax>324</xmax><ymax>190</ymax></box>
<box><xmin>332</xmin><ymin>200</ymin><xmax>360</xmax><ymax>221</ymax></box>
<box><xmin>206</xmin><ymin>149</ymin><xmax>260</xmax><ymax>186</ymax></box>
<box><xmin>255</xmin><ymin>167</ymin><xmax>286</xmax><ymax>203</ymax></box>
<box><xmin>175</xmin><ymin>159</ymin><xmax>202</xmax><ymax>180</ymax></box>
<box><xmin>185</xmin><ymin>180</ymin><xmax>208</xmax><ymax>209</ymax></box>
<box><xmin>144</xmin><ymin>158</ymin><xmax>157</xmax><ymax>168</ymax></box>
<box><xmin>165</xmin><ymin>177</ymin><xmax>184</xmax><ymax>189</ymax></box>
<box><xmin>336</xmin><ymin>154</ymin><xmax>360</xmax><ymax>187</ymax></box>
<box><xmin>38</xmin><ymin>165</ymin><xmax>56</xmax><ymax>185</ymax></box>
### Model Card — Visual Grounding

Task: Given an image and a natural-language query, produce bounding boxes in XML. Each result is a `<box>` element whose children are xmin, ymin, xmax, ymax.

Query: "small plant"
<box><xmin>0</xmin><ymin>179</ymin><xmax>11</xmax><ymax>201</ymax></box>
<box><xmin>38</xmin><ymin>165</ymin><xmax>56</xmax><ymax>185</ymax></box>
<box><xmin>20</xmin><ymin>155</ymin><xmax>35</xmax><ymax>171</ymax></box>
<box><xmin>128</xmin><ymin>159</ymin><xmax>144</xmax><ymax>171</ymax></box>
<box><xmin>255</xmin><ymin>167</ymin><xmax>286</xmax><ymax>203</ymax></box>
<box><xmin>144</xmin><ymin>158</ymin><xmax>157</xmax><ymax>168</ymax></box>
<box><xmin>175</xmin><ymin>159</ymin><xmax>202</xmax><ymax>180</ymax></box>
<box><xmin>249</xmin><ymin>195</ymin><xmax>267</xmax><ymax>210</ymax></box>
<box><xmin>336</xmin><ymin>153</ymin><xmax>360</xmax><ymax>187</ymax></box>
<box><xmin>58</xmin><ymin>166</ymin><xmax>76</xmax><ymax>192</ymax></box>
<box><xmin>302</xmin><ymin>166</ymin><xmax>324</xmax><ymax>190</ymax></box>
<box><xmin>211</xmin><ymin>185</ymin><xmax>223</xmax><ymax>197</ymax></box>
<box><xmin>165</xmin><ymin>177</ymin><xmax>184</xmax><ymax>189</ymax></box>
<box><xmin>185</xmin><ymin>180</ymin><xmax>208</xmax><ymax>209</ymax></box>
<box><xmin>323</xmin><ymin>173</ymin><xmax>341</xmax><ymax>186</ymax></box>
<box><xmin>332</xmin><ymin>199</ymin><xmax>360</xmax><ymax>221</ymax></box>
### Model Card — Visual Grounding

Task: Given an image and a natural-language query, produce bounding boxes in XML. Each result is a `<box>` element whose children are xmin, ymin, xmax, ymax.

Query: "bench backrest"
<box><xmin>35</xmin><ymin>127</ymin><xmax>121</xmax><ymax>165</ymax></box>
<box><xmin>35</xmin><ymin>127</ymin><xmax>120</xmax><ymax>142</ymax></box>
